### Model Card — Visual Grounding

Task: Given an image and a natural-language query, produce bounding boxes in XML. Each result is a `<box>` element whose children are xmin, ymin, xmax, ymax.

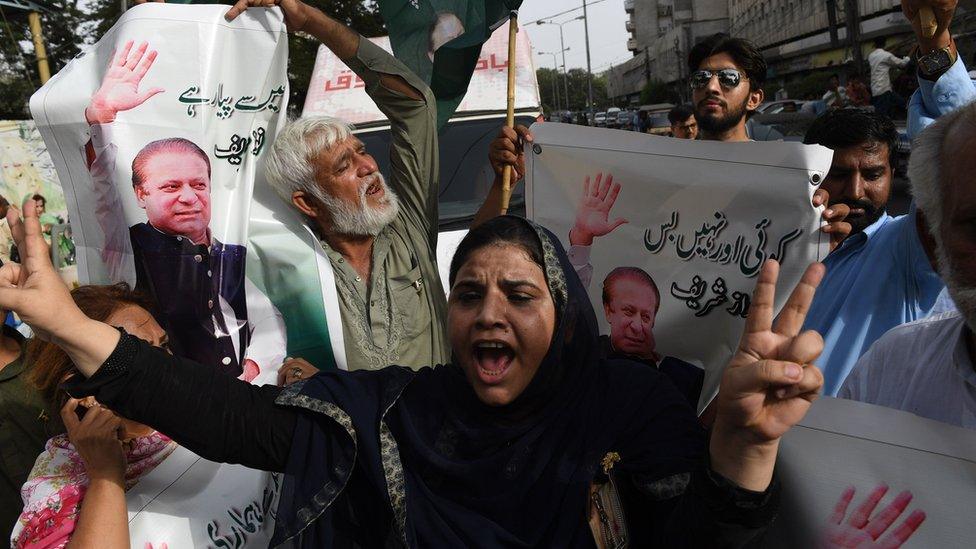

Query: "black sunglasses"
<box><xmin>689</xmin><ymin>69</ymin><xmax>746</xmax><ymax>90</ymax></box>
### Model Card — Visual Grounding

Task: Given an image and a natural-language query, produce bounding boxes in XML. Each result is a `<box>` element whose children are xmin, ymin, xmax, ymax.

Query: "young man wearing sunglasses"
<box><xmin>687</xmin><ymin>34</ymin><xmax>767</xmax><ymax>143</ymax></box>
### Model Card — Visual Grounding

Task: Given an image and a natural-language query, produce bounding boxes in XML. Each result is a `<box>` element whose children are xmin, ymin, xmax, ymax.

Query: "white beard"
<box><xmin>319</xmin><ymin>172</ymin><xmax>400</xmax><ymax>237</ymax></box>
<box><xmin>936</xmin><ymin>243</ymin><xmax>976</xmax><ymax>331</ymax></box>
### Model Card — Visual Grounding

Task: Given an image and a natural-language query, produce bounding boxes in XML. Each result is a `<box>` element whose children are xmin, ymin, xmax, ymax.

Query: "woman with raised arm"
<box><xmin>0</xmin><ymin>202</ymin><xmax>825</xmax><ymax>547</ymax></box>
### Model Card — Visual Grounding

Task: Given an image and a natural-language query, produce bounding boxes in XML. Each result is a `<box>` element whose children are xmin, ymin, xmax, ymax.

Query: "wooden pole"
<box><xmin>27</xmin><ymin>12</ymin><xmax>51</xmax><ymax>85</ymax></box>
<box><xmin>500</xmin><ymin>12</ymin><xmax>518</xmax><ymax>214</ymax></box>
<box><xmin>917</xmin><ymin>6</ymin><xmax>937</xmax><ymax>38</ymax></box>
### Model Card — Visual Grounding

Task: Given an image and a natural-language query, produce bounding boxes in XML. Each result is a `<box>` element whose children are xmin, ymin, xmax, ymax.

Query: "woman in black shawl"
<box><xmin>1</xmin><ymin>208</ymin><xmax>826</xmax><ymax>547</ymax></box>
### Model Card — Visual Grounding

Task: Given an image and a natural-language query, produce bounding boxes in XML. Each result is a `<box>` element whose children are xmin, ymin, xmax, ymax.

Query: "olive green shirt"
<box><xmin>0</xmin><ymin>327</ymin><xmax>63</xmax><ymax>535</ymax></box>
<box><xmin>320</xmin><ymin>38</ymin><xmax>450</xmax><ymax>371</ymax></box>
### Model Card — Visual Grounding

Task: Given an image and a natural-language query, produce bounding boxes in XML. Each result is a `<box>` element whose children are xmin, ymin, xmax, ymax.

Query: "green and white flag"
<box><xmin>377</xmin><ymin>0</ymin><xmax>524</xmax><ymax>128</ymax></box>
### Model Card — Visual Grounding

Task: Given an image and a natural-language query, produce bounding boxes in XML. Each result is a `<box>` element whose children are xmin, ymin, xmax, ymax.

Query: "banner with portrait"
<box><xmin>766</xmin><ymin>397</ymin><xmax>976</xmax><ymax>547</ymax></box>
<box><xmin>29</xmin><ymin>5</ymin><xmax>290</xmax><ymax>546</ymax></box>
<box><xmin>525</xmin><ymin>124</ymin><xmax>832</xmax><ymax>410</ymax></box>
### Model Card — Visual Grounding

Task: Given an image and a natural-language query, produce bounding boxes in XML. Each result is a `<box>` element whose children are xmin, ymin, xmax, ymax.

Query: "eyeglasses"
<box><xmin>689</xmin><ymin>69</ymin><xmax>746</xmax><ymax>90</ymax></box>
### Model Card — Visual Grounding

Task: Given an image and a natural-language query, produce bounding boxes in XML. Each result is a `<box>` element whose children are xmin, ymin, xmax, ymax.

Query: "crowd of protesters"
<box><xmin>0</xmin><ymin>0</ymin><xmax>973</xmax><ymax>547</ymax></box>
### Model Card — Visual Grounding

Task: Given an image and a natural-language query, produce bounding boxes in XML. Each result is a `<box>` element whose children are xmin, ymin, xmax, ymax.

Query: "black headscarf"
<box><xmin>271</xmin><ymin>217</ymin><xmax>706</xmax><ymax>548</ymax></box>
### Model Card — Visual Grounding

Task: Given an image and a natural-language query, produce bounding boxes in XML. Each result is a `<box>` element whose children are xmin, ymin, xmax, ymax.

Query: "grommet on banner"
<box><xmin>810</xmin><ymin>173</ymin><xmax>822</xmax><ymax>185</ymax></box>
<box><xmin>532</xmin><ymin>143</ymin><xmax>542</xmax><ymax>155</ymax></box>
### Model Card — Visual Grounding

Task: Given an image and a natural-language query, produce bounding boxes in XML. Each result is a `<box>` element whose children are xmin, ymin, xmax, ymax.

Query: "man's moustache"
<box><xmin>835</xmin><ymin>199</ymin><xmax>876</xmax><ymax>215</ymax></box>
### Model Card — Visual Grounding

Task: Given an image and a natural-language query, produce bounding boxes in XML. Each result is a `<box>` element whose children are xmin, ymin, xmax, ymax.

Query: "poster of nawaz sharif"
<box><xmin>525</xmin><ymin>124</ymin><xmax>831</xmax><ymax>410</ymax></box>
<box><xmin>29</xmin><ymin>5</ymin><xmax>284</xmax><ymax>546</ymax></box>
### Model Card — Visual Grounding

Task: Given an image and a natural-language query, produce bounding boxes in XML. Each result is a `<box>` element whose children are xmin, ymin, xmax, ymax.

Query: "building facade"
<box><xmin>729</xmin><ymin>1</ymin><xmax>915</xmax><ymax>92</ymax></box>
<box><xmin>609</xmin><ymin>0</ymin><xmax>729</xmax><ymax>104</ymax></box>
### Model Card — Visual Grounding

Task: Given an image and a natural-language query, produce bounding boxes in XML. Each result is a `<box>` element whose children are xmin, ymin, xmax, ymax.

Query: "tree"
<box><xmin>639</xmin><ymin>79</ymin><xmax>679</xmax><ymax>105</ymax></box>
<box><xmin>536</xmin><ymin>67</ymin><xmax>560</xmax><ymax>115</ymax></box>
<box><xmin>0</xmin><ymin>0</ymin><xmax>88</xmax><ymax>118</ymax></box>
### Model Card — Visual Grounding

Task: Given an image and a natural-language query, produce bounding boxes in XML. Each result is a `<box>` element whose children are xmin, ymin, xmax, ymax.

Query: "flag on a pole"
<box><xmin>377</xmin><ymin>0</ymin><xmax>523</xmax><ymax>129</ymax></box>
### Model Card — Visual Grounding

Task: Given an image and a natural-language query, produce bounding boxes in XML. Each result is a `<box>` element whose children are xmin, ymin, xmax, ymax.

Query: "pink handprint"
<box><xmin>822</xmin><ymin>484</ymin><xmax>926</xmax><ymax>548</ymax></box>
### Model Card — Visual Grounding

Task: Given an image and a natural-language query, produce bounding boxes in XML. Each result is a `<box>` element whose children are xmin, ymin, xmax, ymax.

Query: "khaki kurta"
<box><xmin>320</xmin><ymin>38</ymin><xmax>449</xmax><ymax>371</ymax></box>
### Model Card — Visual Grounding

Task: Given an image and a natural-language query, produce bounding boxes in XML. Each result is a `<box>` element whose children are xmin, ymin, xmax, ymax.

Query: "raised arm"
<box><xmin>904</xmin><ymin>1</ymin><xmax>975</xmax><ymax>138</ymax></box>
<box><xmin>0</xmin><ymin>204</ymin><xmax>296</xmax><ymax>472</ymax></box>
<box><xmin>62</xmin><ymin>334</ymin><xmax>296</xmax><ymax>472</ymax></box>
<box><xmin>228</xmin><ymin>0</ymin><xmax>439</xmax><ymax>235</ymax></box>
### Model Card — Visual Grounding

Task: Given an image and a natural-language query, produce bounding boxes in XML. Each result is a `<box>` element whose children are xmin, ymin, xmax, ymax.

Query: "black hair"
<box><xmin>829</xmin><ymin>73</ymin><xmax>840</xmax><ymax>81</ymax></box>
<box><xmin>688</xmin><ymin>33</ymin><xmax>767</xmax><ymax>91</ymax></box>
<box><xmin>668</xmin><ymin>104</ymin><xmax>696</xmax><ymax>125</ymax></box>
<box><xmin>873</xmin><ymin>36</ymin><xmax>887</xmax><ymax>49</ymax></box>
<box><xmin>449</xmin><ymin>216</ymin><xmax>545</xmax><ymax>287</ymax></box>
<box><xmin>31</xmin><ymin>193</ymin><xmax>46</xmax><ymax>206</ymax></box>
<box><xmin>803</xmin><ymin>109</ymin><xmax>899</xmax><ymax>167</ymax></box>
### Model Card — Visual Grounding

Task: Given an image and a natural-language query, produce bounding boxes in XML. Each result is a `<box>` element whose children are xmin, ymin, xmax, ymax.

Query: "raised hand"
<box><xmin>822</xmin><ymin>485</ymin><xmax>926</xmax><ymax>548</ymax></box>
<box><xmin>568</xmin><ymin>173</ymin><xmax>628</xmax><ymax>247</ymax></box>
<box><xmin>489</xmin><ymin>125</ymin><xmax>533</xmax><ymax>181</ymax></box>
<box><xmin>225</xmin><ymin>0</ymin><xmax>310</xmax><ymax>32</ymax></box>
<box><xmin>0</xmin><ymin>202</ymin><xmax>77</xmax><ymax>343</ymax></box>
<box><xmin>902</xmin><ymin>1</ymin><xmax>956</xmax><ymax>46</ymax></box>
<box><xmin>62</xmin><ymin>399</ymin><xmax>126</xmax><ymax>483</ymax></box>
<box><xmin>709</xmin><ymin>259</ymin><xmax>826</xmax><ymax>490</ymax></box>
<box><xmin>85</xmin><ymin>41</ymin><xmax>163</xmax><ymax>125</ymax></box>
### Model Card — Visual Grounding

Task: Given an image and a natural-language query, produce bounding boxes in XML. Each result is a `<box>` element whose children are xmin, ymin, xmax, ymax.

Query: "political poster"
<box><xmin>29</xmin><ymin>5</ymin><xmax>288</xmax><ymax>546</ymax></box>
<box><xmin>0</xmin><ymin>120</ymin><xmax>66</xmax><ymax>218</ymax></box>
<box><xmin>302</xmin><ymin>19</ymin><xmax>540</xmax><ymax>125</ymax></box>
<box><xmin>0</xmin><ymin>120</ymin><xmax>76</xmax><ymax>284</ymax></box>
<box><xmin>766</xmin><ymin>397</ymin><xmax>976</xmax><ymax>548</ymax></box>
<box><xmin>525</xmin><ymin>124</ymin><xmax>831</xmax><ymax>410</ymax></box>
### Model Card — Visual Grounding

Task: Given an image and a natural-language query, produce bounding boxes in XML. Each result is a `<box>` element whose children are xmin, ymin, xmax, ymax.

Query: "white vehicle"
<box><xmin>605</xmin><ymin>106</ymin><xmax>621</xmax><ymax>128</ymax></box>
<box><xmin>595</xmin><ymin>112</ymin><xmax>608</xmax><ymax>127</ymax></box>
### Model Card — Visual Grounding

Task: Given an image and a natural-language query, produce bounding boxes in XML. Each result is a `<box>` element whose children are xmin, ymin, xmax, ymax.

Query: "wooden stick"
<box><xmin>918</xmin><ymin>6</ymin><xmax>938</xmax><ymax>38</ymax></box>
<box><xmin>500</xmin><ymin>12</ymin><xmax>518</xmax><ymax>215</ymax></box>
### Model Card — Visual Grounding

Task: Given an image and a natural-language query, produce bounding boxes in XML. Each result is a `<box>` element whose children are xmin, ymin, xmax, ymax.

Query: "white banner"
<box><xmin>302</xmin><ymin>20</ymin><xmax>540</xmax><ymax>123</ymax></box>
<box><xmin>29</xmin><ymin>5</ymin><xmax>287</xmax><ymax>546</ymax></box>
<box><xmin>526</xmin><ymin>124</ymin><xmax>831</xmax><ymax>409</ymax></box>
<box><xmin>767</xmin><ymin>397</ymin><xmax>976</xmax><ymax>548</ymax></box>
<box><xmin>127</xmin><ymin>447</ymin><xmax>280</xmax><ymax>548</ymax></box>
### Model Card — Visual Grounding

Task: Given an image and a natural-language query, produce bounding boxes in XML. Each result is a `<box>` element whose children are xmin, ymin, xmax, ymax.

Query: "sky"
<box><xmin>519</xmin><ymin>0</ymin><xmax>633</xmax><ymax>76</ymax></box>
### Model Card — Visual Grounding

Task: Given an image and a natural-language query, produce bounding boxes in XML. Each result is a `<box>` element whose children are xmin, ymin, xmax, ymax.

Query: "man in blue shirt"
<box><xmin>802</xmin><ymin>0</ymin><xmax>976</xmax><ymax>395</ymax></box>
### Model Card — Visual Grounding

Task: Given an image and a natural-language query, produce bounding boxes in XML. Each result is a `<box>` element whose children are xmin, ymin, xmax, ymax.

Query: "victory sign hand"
<box><xmin>85</xmin><ymin>41</ymin><xmax>164</xmax><ymax>125</ymax></box>
<box><xmin>0</xmin><ymin>202</ymin><xmax>81</xmax><ymax>343</ymax></box>
<box><xmin>710</xmin><ymin>260</ymin><xmax>826</xmax><ymax>490</ymax></box>
<box><xmin>568</xmin><ymin>173</ymin><xmax>628</xmax><ymax>246</ymax></box>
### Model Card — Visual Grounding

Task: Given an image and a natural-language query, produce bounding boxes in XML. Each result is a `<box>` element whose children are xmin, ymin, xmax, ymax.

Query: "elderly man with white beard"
<box><xmin>839</xmin><ymin>101</ymin><xmax>976</xmax><ymax>429</ymax></box>
<box><xmin>229</xmin><ymin>0</ymin><xmax>450</xmax><ymax>372</ymax></box>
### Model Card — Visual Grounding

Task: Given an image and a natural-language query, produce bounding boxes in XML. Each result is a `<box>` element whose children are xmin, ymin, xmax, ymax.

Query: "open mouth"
<box><xmin>473</xmin><ymin>340</ymin><xmax>515</xmax><ymax>383</ymax></box>
<box><xmin>365</xmin><ymin>180</ymin><xmax>382</xmax><ymax>196</ymax></box>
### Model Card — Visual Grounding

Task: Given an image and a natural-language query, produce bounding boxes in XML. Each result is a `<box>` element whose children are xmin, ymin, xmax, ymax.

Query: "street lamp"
<box><xmin>537</xmin><ymin>50</ymin><xmax>562</xmax><ymax>113</ymax></box>
<box><xmin>537</xmin><ymin>16</ymin><xmax>582</xmax><ymax>114</ymax></box>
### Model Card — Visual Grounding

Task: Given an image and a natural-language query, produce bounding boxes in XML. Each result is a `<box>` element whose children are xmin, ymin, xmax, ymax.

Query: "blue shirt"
<box><xmin>805</xmin><ymin>56</ymin><xmax>976</xmax><ymax>395</ymax></box>
<box><xmin>804</xmin><ymin>209</ymin><xmax>943</xmax><ymax>395</ymax></box>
